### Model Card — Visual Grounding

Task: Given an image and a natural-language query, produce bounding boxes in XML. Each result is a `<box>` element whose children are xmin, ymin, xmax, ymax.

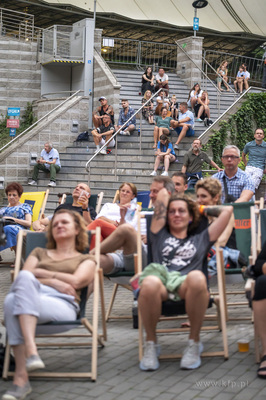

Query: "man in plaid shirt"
<box><xmin>213</xmin><ymin>145</ymin><xmax>255</xmax><ymax>203</ymax></box>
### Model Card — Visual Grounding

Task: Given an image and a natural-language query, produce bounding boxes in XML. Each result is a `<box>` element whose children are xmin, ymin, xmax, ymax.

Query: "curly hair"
<box><xmin>5</xmin><ymin>182</ymin><xmax>24</xmax><ymax>197</ymax></box>
<box><xmin>195</xmin><ymin>177</ymin><xmax>222</xmax><ymax>205</ymax></box>
<box><xmin>167</xmin><ymin>194</ymin><xmax>200</xmax><ymax>233</ymax></box>
<box><xmin>118</xmin><ymin>182</ymin><xmax>137</xmax><ymax>201</ymax></box>
<box><xmin>47</xmin><ymin>209</ymin><xmax>88</xmax><ymax>252</ymax></box>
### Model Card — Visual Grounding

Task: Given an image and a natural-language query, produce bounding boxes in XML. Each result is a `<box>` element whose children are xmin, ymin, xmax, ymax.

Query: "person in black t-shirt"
<box><xmin>138</xmin><ymin>188</ymin><xmax>233</xmax><ymax>372</ymax></box>
<box><xmin>92</xmin><ymin>96</ymin><xmax>114</xmax><ymax>128</ymax></box>
<box><xmin>91</xmin><ymin>114</ymin><xmax>116</xmax><ymax>155</ymax></box>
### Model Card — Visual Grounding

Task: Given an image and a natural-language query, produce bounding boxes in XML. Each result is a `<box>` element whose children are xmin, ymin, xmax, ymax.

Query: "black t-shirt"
<box><xmin>150</xmin><ymin>225</ymin><xmax>213</xmax><ymax>275</ymax></box>
<box><xmin>99</xmin><ymin>106</ymin><xmax>114</xmax><ymax>124</ymax></box>
<box><xmin>97</xmin><ymin>123</ymin><xmax>115</xmax><ymax>136</ymax></box>
<box><xmin>54</xmin><ymin>203</ymin><xmax>97</xmax><ymax>220</ymax></box>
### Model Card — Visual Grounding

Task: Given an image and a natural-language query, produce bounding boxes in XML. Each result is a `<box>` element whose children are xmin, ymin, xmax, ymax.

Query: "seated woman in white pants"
<box><xmin>3</xmin><ymin>209</ymin><xmax>96</xmax><ymax>400</ymax></box>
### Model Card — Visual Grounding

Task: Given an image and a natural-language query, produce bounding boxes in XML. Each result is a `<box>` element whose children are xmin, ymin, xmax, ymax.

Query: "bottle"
<box><xmin>86</xmin><ymin>145</ymin><xmax>89</xmax><ymax>152</ymax></box>
<box><xmin>138</xmin><ymin>127</ymin><xmax>140</xmax><ymax>136</ymax></box>
<box><xmin>126</xmin><ymin>197</ymin><xmax>137</xmax><ymax>222</ymax></box>
<box><xmin>132</xmin><ymin>299</ymin><xmax>138</xmax><ymax>329</ymax></box>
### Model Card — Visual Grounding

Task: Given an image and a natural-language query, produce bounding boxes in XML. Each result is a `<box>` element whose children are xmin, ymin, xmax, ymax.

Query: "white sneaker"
<box><xmin>150</xmin><ymin>171</ymin><xmax>157</xmax><ymax>176</ymax></box>
<box><xmin>100</xmin><ymin>148</ymin><xmax>107</xmax><ymax>155</ymax></box>
<box><xmin>48</xmin><ymin>181</ymin><xmax>56</xmax><ymax>187</ymax></box>
<box><xmin>161</xmin><ymin>171</ymin><xmax>169</xmax><ymax>176</ymax></box>
<box><xmin>180</xmin><ymin>339</ymin><xmax>203</xmax><ymax>370</ymax></box>
<box><xmin>28</xmin><ymin>180</ymin><xmax>37</xmax><ymax>186</ymax></box>
<box><xmin>139</xmin><ymin>341</ymin><xmax>159</xmax><ymax>371</ymax></box>
<box><xmin>120</xmin><ymin>130</ymin><xmax>130</xmax><ymax>136</ymax></box>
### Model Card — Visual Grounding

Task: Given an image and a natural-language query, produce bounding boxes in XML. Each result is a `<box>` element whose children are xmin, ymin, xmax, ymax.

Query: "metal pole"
<box><xmin>194</xmin><ymin>9</ymin><xmax>197</xmax><ymax>37</ymax></box>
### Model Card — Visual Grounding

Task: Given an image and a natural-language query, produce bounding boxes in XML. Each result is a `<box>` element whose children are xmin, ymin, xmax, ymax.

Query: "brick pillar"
<box><xmin>176</xmin><ymin>36</ymin><xmax>204</xmax><ymax>88</ymax></box>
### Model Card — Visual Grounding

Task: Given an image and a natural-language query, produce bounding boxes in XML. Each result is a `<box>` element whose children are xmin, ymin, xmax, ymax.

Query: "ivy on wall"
<box><xmin>203</xmin><ymin>92</ymin><xmax>266</xmax><ymax>168</ymax></box>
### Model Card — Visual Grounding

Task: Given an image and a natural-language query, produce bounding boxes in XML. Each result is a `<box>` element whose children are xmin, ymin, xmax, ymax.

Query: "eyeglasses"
<box><xmin>221</xmin><ymin>155</ymin><xmax>240</xmax><ymax>160</ymax></box>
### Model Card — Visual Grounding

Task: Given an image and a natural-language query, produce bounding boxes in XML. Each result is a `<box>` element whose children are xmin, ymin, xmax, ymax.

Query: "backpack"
<box><xmin>75</xmin><ymin>131</ymin><xmax>89</xmax><ymax>142</ymax></box>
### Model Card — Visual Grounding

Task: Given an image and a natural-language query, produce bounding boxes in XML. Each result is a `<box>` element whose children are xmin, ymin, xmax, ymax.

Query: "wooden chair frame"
<box><xmin>3</xmin><ymin>227</ymin><xmax>107</xmax><ymax>382</ymax></box>
<box><xmin>137</xmin><ymin>212</ymin><xmax>229</xmax><ymax>362</ymax></box>
<box><xmin>210</xmin><ymin>200</ymin><xmax>264</xmax><ymax>322</ymax></box>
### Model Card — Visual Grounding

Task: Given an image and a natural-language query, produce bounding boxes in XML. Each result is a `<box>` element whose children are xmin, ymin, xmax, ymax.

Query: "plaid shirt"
<box><xmin>213</xmin><ymin>168</ymin><xmax>255</xmax><ymax>203</ymax></box>
<box><xmin>118</xmin><ymin>106</ymin><xmax>136</xmax><ymax>127</ymax></box>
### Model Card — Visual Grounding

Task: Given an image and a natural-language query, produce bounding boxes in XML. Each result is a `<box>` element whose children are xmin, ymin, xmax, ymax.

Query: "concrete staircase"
<box><xmin>42</xmin><ymin>69</ymin><xmax>239</xmax><ymax>212</ymax></box>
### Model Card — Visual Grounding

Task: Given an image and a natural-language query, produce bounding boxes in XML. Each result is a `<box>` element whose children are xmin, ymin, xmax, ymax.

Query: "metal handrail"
<box><xmin>41</xmin><ymin>90</ymin><xmax>84</xmax><ymax>98</ymax></box>
<box><xmin>175</xmin><ymin>41</ymin><xmax>222</xmax><ymax>115</ymax></box>
<box><xmin>204</xmin><ymin>49</ymin><xmax>264</xmax><ymax>85</ymax></box>
<box><xmin>0</xmin><ymin>90</ymin><xmax>82</xmax><ymax>154</ymax></box>
<box><xmin>203</xmin><ymin>57</ymin><xmax>236</xmax><ymax>94</ymax></box>
<box><xmin>198</xmin><ymin>87</ymin><xmax>266</xmax><ymax>145</ymax></box>
<box><xmin>85</xmin><ymin>88</ymin><xmax>164</xmax><ymax>179</ymax></box>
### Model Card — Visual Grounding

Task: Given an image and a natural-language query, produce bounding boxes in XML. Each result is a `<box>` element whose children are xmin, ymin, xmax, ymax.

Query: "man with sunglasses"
<box><xmin>213</xmin><ymin>145</ymin><xmax>254</xmax><ymax>203</ymax></box>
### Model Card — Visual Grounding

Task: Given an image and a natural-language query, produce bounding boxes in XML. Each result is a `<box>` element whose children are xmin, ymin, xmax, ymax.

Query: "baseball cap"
<box><xmin>99</xmin><ymin>96</ymin><xmax>107</xmax><ymax>101</ymax></box>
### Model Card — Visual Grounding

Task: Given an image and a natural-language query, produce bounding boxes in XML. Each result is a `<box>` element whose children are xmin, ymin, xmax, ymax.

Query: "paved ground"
<box><xmin>0</xmin><ymin>249</ymin><xmax>265</xmax><ymax>400</ymax></box>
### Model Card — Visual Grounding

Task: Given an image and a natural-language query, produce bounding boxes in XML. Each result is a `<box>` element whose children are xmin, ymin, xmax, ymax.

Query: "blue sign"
<box><xmin>7</xmin><ymin>107</ymin><xmax>20</xmax><ymax>116</ymax></box>
<box><xmin>193</xmin><ymin>17</ymin><xmax>199</xmax><ymax>31</ymax></box>
<box><xmin>87</xmin><ymin>60</ymin><xmax>91</xmax><ymax>64</ymax></box>
<box><xmin>9</xmin><ymin>128</ymin><xmax>16</xmax><ymax>137</ymax></box>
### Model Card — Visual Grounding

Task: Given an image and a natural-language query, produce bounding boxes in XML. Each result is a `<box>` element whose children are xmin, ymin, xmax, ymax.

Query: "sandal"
<box><xmin>153</xmin><ymin>143</ymin><xmax>157</xmax><ymax>149</ymax></box>
<box><xmin>257</xmin><ymin>354</ymin><xmax>266</xmax><ymax>379</ymax></box>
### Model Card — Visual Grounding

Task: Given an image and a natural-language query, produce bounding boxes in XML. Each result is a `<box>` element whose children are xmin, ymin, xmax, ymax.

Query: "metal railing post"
<box><xmin>139</xmin><ymin>113</ymin><xmax>142</xmax><ymax>151</ymax></box>
<box><xmin>114</xmin><ymin>137</ymin><xmax>118</xmax><ymax>181</ymax></box>
<box><xmin>53</xmin><ymin>25</ymin><xmax>57</xmax><ymax>58</ymax></box>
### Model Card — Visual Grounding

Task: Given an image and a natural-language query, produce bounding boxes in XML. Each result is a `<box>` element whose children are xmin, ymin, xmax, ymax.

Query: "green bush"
<box><xmin>0</xmin><ymin>103</ymin><xmax>36</xmax><ymax>149</ymax></box>
<box><xmin>203</xmin><ymin>92</ymin><xmax>266</xmax><ymax>168</ymax></box>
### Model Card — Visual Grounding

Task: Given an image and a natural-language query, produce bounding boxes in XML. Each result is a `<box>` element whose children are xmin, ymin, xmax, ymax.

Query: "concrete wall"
<box><xmin>93</xmin><ymin>50</ymin><xmax>121</xmax><ymax>121</ymax></box>
<box><xmin>41</xmin><ymin>64</ymin><xmax>71</xmax><ymax>97</ymax></box>
<box><xmin>0</xmin><ymin>97</ymin><xmax>89</xmax><ymax>185</ymax></box>
<box><xmin>0</xmin><ymin>39</ymin><xmax>41</xmax><ymax>117</ymax></box>
<box><xmin>176</xmin><ymin>36</ymin><xmax>204</xmax><ymax>89</ymax></box>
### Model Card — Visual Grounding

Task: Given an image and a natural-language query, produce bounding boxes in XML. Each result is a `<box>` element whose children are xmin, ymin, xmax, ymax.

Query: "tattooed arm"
<box><xmin>150</xmin><ymin>188</ymin><xmax>170</xmax><ymax>234</ymax></box>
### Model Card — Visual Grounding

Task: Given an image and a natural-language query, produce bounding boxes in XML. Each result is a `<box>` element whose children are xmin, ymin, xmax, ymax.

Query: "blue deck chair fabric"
<box><xmin>137</xmin><ymin>191</ymin><xmax>150</xmax><ymax>208</ymax></box>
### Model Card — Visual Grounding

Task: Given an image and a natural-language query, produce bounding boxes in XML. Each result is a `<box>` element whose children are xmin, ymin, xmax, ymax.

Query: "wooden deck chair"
<box><xmin>20</xmin><ymin>190</ymin><xmax>49</xmax><ymax>228</ymax></box>
<box><xmin>64</xmin><ymin>192</ymin><xmax>104</xmax><ymax>214</ymax></box>
<box><xmin>137</xmin><ymin>213</ymin><xmax>229</xmax><ymax>362</ymax></box>
<box><xmin>3</xmin><ymin>227</ymin><xmax>107</xmax><ymax>382</ymax></box>
<box><xmin>112</xmin><ymin>190</ymin><xmax>119</xmax><ymax>203</ymax></box>
<box><xmin>104</xmin><ymin>209</ymin><xmax>154</xmax><ymax>322</ymax></box>
<box><xmin>210</xmin><ymin>201</ymin><xmax>256</xmax><ymax>321</ymax></box>
<box><xmin>137</xmin><ymin>191</ymin><xmax>151</xmax><ymax>209</ymax></box>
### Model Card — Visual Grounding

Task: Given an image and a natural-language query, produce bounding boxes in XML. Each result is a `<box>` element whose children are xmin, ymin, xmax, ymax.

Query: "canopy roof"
<box><xmin>44</xmin><ymin>0</ymin><xmax>266</xmax><ymax>36</ymax></box>
<box><xmin>2</xmin><ymin>0</ymin><xmax>265</xmax><ymax>54</ymax></box>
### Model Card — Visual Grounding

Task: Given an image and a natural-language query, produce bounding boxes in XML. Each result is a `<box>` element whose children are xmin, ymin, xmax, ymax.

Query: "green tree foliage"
<box><xmin>203</xmin><ymin>92</ymin><xmax>266</xmax><ymax>168</ymax></box>
<box><xmin>0</xmin><ymin>102</ymin><xmax>36</xmax><ymax>148</ymax></box>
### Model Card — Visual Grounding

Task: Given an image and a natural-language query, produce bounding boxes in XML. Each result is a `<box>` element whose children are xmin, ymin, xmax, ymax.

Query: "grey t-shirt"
<box><xmin>150</xmin><ymin>227</ymin><xmax>213</xmax><ymax>275</ymax></box>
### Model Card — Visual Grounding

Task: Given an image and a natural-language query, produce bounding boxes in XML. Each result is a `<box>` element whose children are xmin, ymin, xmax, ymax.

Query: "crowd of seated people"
<box><xmin>2</xmin><ymin>149</ymin><xmax>265</xmax><ymax>399</ymax></box>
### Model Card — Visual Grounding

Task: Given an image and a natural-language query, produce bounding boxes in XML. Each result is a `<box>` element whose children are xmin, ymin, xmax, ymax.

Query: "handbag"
<box><xmin>2</xmin><ymin>217</ymin><xmax>17</xmax><ymax>226</ymax></box>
